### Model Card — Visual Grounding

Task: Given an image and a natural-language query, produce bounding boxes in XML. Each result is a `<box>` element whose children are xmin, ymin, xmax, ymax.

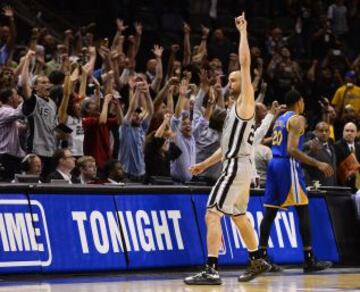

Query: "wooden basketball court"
<box><xmin>1</xmin><ymin>268</ymin><xmax>360</xmax><ymax>291</ymax></box>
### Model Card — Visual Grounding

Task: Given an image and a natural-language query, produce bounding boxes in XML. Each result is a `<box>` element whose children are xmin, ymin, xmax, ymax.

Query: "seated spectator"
<box><xmin>76</xmin><ymin>156</ymin><xmax>97</xmax><ymax>184</ymax></box>
<box><xmin>0</xmin><ymin>87</ymin><xmax>25</xmax><ymax>181</ymax></box>
<box><xmin>144</xmin><ymin>113</ymin><xmax>181</xmax><ymax>183</ymax></box>
<box><xmin>103</xmin><ymin>159</ymin><xmax>127</xmax><ymax>184</ymax></box>
<box><xmin>20</xmin><ymin>153</ymin><xmax>42</xmax><ymax>176</ymax></box>
<box><xmin>11</xmin><ymin>153</ymin><xmax>42</xmax><ymax>183</ymax></box>
<box><xmin>303</xmin><ymin>122</ymin><xmax>337</xmax><ymax>186</ymax></box>
<box><xmin>45</xmin><ymin>148</ymin><xmax>76</xmax><ymax>183</ymax></box>
<box><xmin>335</xmin><ymin>122</ymin><xmax>360</xmax><ymax>190</ymax></box>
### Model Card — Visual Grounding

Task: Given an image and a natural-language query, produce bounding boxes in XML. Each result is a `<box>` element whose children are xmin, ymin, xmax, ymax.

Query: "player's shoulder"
<box><xmin>287</xmin><ymin>114</ymin><xmax>305</xmax><ymax>134</ymax></box>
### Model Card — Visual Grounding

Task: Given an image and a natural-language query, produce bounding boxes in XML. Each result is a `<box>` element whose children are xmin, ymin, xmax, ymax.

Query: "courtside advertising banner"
<box><xmin>114</xmin><ymin>194</ymin><xmax>204</xmax><ymax>268</ymax></box>
<box><xmin>0</xmin><ymin>191</ymin><xmax>339</xmax><ymax>273</ymax></box>
<box><xmin>0</xmin><ymin>194</ymin><xmax>44</xmax><ymax>273</ymax></box>
<box><xmin>193</xmin><ymin>193</ymin><xmax>339</xmax><ymax>265</ymax></box>
<box><xmin>28</xmin><ymin>194</ymin><xmax>127</xmax><ymax>272</ymax></box>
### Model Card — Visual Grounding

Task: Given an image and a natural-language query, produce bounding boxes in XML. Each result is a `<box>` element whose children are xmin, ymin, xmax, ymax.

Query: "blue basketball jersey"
<box><xmin>264</xmin><ymin>111</ymin><xmax>309</xmax><ymax>208</ymax></box>
<box><xmin>271</xmin><ymin>111</ymin><xmax>304</xmax><ymax>157</ymax></box>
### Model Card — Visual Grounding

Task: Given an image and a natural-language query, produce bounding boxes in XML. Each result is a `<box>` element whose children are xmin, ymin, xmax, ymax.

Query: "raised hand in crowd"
<box><xmin>150</xmin><ymin>45</ymin><xmax>164</xmax><ymax>93</ymax></box>
<box><xmin>183</xmin><ymin>22</ymin><xmax>191</xmax><ymax>66</ymax></box>
<box><xmin>2</xmin><ymin>5</ymin><xmax>14</xmax><ymax>17</ymax></box>
<box><xmin>269</xmin><ymin>100</ymin><xmax>286</xmax><ymax>117</ymax></box>
<box><xmin>116</xmin><ymin>18</ymin><xmax>128</xmax><ymax>33</ymax></box>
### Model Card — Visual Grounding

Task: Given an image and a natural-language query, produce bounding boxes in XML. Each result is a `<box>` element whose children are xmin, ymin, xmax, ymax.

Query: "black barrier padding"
<box><xmin>0</xmin><ymin>184</ymin><xmax>31</xmax><ymax>193</ymax></box>
<box><xmin>0</xmin><ymin>184</ymin><xmax>276</xmax><ymax>196</ymax></box>
<box><xmin>326</xmin><ymin>195</ymin><xmax>360</xmax><ymax>265</ymax></box>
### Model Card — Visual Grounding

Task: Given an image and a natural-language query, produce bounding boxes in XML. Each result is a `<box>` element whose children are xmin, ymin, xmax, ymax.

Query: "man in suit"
<box><xmin>335</xmin><ymin>122</ymin><xmax>360</xmax><ymax>190</ymax></box>
<box><xmin>46</xmin><ymin>148</ymin><xmax>76</xmax><ymax>183</ymax></box>
<box><xmin>303</xmin><ymin>122</ymin><xmax>337</xmax><ymax>186</ymax></box>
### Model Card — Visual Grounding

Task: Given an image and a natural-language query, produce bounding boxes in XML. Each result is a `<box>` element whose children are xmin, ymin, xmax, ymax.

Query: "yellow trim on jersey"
<box><xmin>282</xmin><ymin>184</ymin><xmax>309</xmax><ymax>207</ymax></box>
<box><xmin>286</xmin><ymin>114</ymin><xmax>304</xmax><ymax>136</ymax></box>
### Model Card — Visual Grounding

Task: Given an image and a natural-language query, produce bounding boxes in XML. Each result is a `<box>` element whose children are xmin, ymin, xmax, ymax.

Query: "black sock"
<box><xmin>249</xmin><ymin>250</ymin><xmax>260</xmax><ymax>261</ymax></box>
<box><xmin>207</xmin><ymin>256</ymin><xmax>218</xmax><ymax>270</ymax></box>
<box><xmin>259</xmin><ymin>247</ymin><xmax>267</xmax><ymax>258</ymax></box>
<box><xmin>304</xmin><ymin>249</ymin><xmax>313</xmax><ymax>262</ymax></box>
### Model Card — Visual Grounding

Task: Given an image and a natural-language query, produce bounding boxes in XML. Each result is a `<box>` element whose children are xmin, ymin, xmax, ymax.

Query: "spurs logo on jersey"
<box><xmin>221</xmin><ymin>105</ymin><xmax>255</xmax><ymax>160</ymax></box>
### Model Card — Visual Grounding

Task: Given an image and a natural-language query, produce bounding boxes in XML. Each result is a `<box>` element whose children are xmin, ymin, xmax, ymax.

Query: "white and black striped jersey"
<box><xmin>221</xmin><ymin>104</ymin><xmax>255</xmax><ymax>160</ymax></box>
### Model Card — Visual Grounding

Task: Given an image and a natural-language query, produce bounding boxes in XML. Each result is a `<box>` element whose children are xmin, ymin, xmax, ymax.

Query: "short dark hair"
<box><xmin>52</xmin><ymin>148</ymin><xmax>68</xmax><ymax>168</ymax></box>
<box><xmin>49</xmin><ymin>70</ymin><xmax>65</xmax><ymax>85</ymax></box>
<box><xmin>104</xmin><ymin>159</ymin><xmax>121</xmax><ymax>177</ymax></box>
<box><xmin>0</xmin><ymin>88</ymin><xmax>13</xmax><ymax>104</ymax></box>
<box><xmin>284</xmin><ymin>89</ymin><xmax>302</xmax><ymax>107</ymax></box>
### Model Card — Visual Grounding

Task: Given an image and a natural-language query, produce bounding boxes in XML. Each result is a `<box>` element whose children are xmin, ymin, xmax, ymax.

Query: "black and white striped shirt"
<box><xmin>221</xmin><ymin>104</ymin><xmax>255</xmax><ymax>160</ymax></box>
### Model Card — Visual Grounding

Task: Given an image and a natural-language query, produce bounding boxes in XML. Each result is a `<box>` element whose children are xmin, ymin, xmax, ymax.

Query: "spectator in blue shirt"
<box><xmin>118</xmin><ymin>79</ymin><xmax>154</xmax><ymax>182</ymax></box>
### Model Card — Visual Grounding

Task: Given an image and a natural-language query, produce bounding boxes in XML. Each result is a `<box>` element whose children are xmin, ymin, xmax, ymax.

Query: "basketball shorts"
<box><xmin>263</xmin><ymin>157</ymin><xmax>309</xmax><ymax>208</ymax></box>
<box><xmin>207</xmin><ymin>157</ymin><xmax>252</xmax><ymax>216</ymax></box>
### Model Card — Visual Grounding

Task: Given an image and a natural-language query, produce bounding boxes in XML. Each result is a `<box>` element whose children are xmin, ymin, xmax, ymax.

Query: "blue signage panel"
<box><xmin>28</xmin><ymin>194</ymin><xmax>126</xmax><ymax>272</ymax></box>
<box><xmin>308</xmin><ymin>197</ymin><xmax>339</xmax><ymax>262</ymax></box>
<box><xmin>259</xmin><ymin>197</ymin><xmax>339</xmax><ymax>264</ymax></box>
<box><xmin>192</xmin><ymin>194</ymin><xmax>265</xmax><ymax>265</ymax></box>
<box><xmin>0</xmin><ymin>194</ymin><xmax>42</xmax><ymax>273</ymax></box>
<box><xmin>194</xmin><ymin>193</ymin><xmax>339</xmax><ymax>265</ymax></box>
<box><xmin>114</xmin><ymin>194</ymin><xmax>204</xmax><ymax>269</ymax></box>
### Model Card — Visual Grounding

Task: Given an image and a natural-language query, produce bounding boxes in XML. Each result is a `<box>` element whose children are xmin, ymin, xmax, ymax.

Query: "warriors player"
<box><xmin>259</xmin><ymin>89</ymin><xmax>333</xmax><ymax>272</ymax></box>
<box><xmin>184</xmin><ymin>13</ymin><xmax>271</xmax><ymax>285</ymax></box>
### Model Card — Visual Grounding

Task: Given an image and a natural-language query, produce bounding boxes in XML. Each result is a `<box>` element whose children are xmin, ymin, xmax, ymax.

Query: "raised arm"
<box><xmin>110</xmin><ymin>98</ymin><xmax>123</xmax><ymax>125</ymax></box>
<box><xmin>2</xmin><ymin>6</ymin><xmax>16</xmax><ymax>65</ymax></box>
<box><xmin>197</xmin><ymin>25</ymin><xmax>210</xmax><ymax>54</ymax></box>
<box><xmin>255</xmin><ymin>81</ymin><xmax>267</xmax><ymax>103</ymax></box>
<box><xmin>124</xmin><ymin>83</ymin><xmax>140</xmax><ymax>122</ymax></box>
<box><xmin>21</xmin><ymin>50</ymin><xmax>35</xmax><ymax>100</ymax></box>
<box><xmin>134</xmin><ymin>22</ymin><xmax>143</xmax><ymax>56</ymax></box>
<box><xmin>191</xmin><ymin>25</ymin><xmax>209</xmax><ymax>64</ymax></box>
<box><xmin>167</xmin><ymin>84</ymin><xmax>175</xmax><ymax>114</ymax></box>
<box><xmin>58</xmin><ymin>62</ymin><xmax>78</xmax><ymax>123</ymax></box>
<box><xmin>235</xmin><ymin>13</ymin><xmax>254</xmax><ymax>119</ymax></box>
<box><xmin>174</xmin><ymin>79</ymin><xmax>188</xmax><ymax>118</ymax></box>
<box><xmin>64</xmin><ymin>29</ymin><xmax>74</xmax><ymax>55</ymax></box>
<box><xmin>141</xmin><ymin>83</ymin><xmax>154</xmax><ymax>122</ymax></box>
<box><xmin>150</xmin><ymin>45</ymin><xmax>164</xmax><ymax>93</ymax></box>
<box><xmin>189</xmin><ymin>147</ymin><xmax>223</xmax><ymax>175</ymax></box>
<box><xmin>153</xmin><ymin>78</ymin><xmax>170</xmax><ymax>111</ymax></box>
<box><xmin>155</xmin><ymin>113</ymin><xmax>171</xmax><ymax>138</ymax></box>
<box><xmin>166</xmin><ymin>44</ymin><xmax>180</xmax><ymax>79</ymax></box>
<box><xmin>112</xmin><ymin>19</ymin><xmax>128</xmax><ymax>50</ymax></box>
<box><xmin>183</xmin><ymin>23</ymin><xmax>191</xmax><ymax>66</ymax></box>
<box><xmin>204</xmin><ymin>87</ymin><xmax>216</xmax><ymax>120</ymax></box>
<box><xmin>78</xmin><ymin>66</ymin><xmax>88</xmax><ymax>100</ymax></box>
<box><xmin>92</xmin><ymin>76</ymin><xmax>102</xmax><ymax>111</ymax></box>
<box><xmin>83</xmin><ymin>46</ymin><xmax>96</xmax><ymax>75</ymax></box>
<box><xmin>99</xmin><ymin>94</ymin><xmax>113</xmax><ymax>124</ymax></box>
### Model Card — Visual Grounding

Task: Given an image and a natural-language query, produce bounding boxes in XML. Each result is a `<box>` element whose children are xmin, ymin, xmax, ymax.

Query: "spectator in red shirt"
<box><xmin>82</xmin><ymin>94</ymin><xmax>123</xmax><ymax>171</ymax></box>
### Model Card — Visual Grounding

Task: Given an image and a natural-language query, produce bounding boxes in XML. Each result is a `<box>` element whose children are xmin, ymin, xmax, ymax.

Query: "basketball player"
<box><xmin>184</xmin><ymin>13</ymin><xmax>271</xmax><ymax>285</ymax></box>
<box><xmin>259</xmin><ymin>89</ymin><xmax>333</xmax><ymax>272</ymax></box>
